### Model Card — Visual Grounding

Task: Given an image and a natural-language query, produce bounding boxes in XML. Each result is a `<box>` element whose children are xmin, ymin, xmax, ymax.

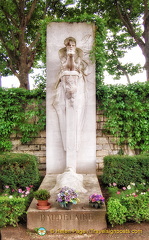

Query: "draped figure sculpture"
<box><xmin>53</xmin><ymin>37</ymin><xmax>88</xmax><ymax>172</ymax></box>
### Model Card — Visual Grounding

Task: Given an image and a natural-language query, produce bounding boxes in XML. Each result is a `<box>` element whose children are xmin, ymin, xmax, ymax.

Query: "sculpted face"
<box><xmin>66</xmin><ymin>40</ymin><xmax>76</xmax><ymax>55</ymax></box>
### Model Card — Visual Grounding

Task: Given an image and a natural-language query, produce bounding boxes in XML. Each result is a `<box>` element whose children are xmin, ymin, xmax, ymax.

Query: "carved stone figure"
<box><xmin>53</xmin><ymin>37</ymin><xmax>88</xmax><ymax>166</ymax></box>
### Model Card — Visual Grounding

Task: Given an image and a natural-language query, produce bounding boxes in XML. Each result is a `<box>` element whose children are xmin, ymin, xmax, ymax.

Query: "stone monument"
<box><xmin>46</xmin><ymin>22</ymin><xmax>96</xmax><ymax>175</ymax></box>
<box><xmin>27</xmin><ymin>22</ymin><xmax>107</xmax><ymax>232</ymax></box>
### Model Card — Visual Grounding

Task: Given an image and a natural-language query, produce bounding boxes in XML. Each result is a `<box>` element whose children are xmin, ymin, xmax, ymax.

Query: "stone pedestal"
<box><xmin>27</xmin><ymin>174</ymin><xmax>107</xmax><ymax>231</ymax></box>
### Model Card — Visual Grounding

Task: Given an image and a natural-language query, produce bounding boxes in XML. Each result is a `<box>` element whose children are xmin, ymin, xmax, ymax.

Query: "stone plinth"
<box><xmin>27</xmin><ymin>174</ymin><xmax>107</xmax><ymax>231</ymax></box>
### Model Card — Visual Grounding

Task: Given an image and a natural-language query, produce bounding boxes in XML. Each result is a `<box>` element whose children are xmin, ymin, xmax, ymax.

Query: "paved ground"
<box><xmin>1</xmin><ymin>222</ymin><xmax>149</xmax><ymax>240</ymax></box>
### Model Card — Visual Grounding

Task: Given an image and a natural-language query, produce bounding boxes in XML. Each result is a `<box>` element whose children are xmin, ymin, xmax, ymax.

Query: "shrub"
<box><xmin>107</xmin><ymin>193</ymin><xmax>149</xmax><ymax>226</ymax></box>
<box><xmin>0</xmin><ymin>153</ymin><xmax>40</xmax><ymax>190</ymax></box>
<box><xmin>0</xmin><ymin>196</ymin><xmax>26</xmax><ymax>227</ymax></box>
<box><xmin>107</xmin><ymin>198</ymin><xmax>127</xmax><ymax>226</ymax></box>
<box><xmin>102</xmin><ymin>155</ymin><xmax>149</xmax><ymax>187</ymax></box>
<box><xmin>121</xmin><ymin>194</ymin><xmax>149</xmax><ymax>223</ymax></box>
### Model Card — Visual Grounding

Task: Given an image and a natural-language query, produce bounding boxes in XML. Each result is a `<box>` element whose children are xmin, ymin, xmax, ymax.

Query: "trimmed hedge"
<box><xmin>107</xmin><ymin>194</ymin><xmax>149</xmax><ymax>226</ymax></box>
<box><xmin>102</xmin><ymin>155</ymin><xmax>149</xmax><ymax>187</ymax></box>
<box><xmin>0</xmin><ymin>196</ymin><xmax>26</xmax><ymax>227</ymax></box>
<box><xmin>0</xmin><ymin>152</ymin><xmax>40</xmax><ymax>190</ymax></box>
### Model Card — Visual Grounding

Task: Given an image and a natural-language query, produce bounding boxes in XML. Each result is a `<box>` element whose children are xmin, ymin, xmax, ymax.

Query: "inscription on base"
<box><xmin>40</xmin><ymin>213</ymin><xmax>93</xmax><ymax>222</ymax></box>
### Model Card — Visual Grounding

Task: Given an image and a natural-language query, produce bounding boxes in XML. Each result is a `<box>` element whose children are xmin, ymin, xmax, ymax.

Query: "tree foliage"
<box><xmin>1</xmin><ymin>0</ymin><xmax>149</xmax><ymax>88</ymax></box>
<box><xmin>0</xmin><ymin>0</ymin><xmax>68</xmax><ymax>89</ymax></box>
<box><xmin>75</xmin><ymin>0</ymin><xmax>149</xmax><ymax>82</ymax></box>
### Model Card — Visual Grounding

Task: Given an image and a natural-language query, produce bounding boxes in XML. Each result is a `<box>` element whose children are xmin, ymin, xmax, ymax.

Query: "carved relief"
<box><xmin>53</xmin><ymin>37</ymin><xmax>88</xmax><ymax>153</ymax></box>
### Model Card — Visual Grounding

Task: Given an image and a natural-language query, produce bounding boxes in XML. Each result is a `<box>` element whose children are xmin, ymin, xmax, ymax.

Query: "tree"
<box><xmin>0</xmin><ymin>0</ymin><xmax>67</xmax><ymax>89</ymax></box>
<box><xmin>105</xmin><ymin>32</ymin><xmax>142</xmax><ymax>83</ymax></box>
<box><xmin>76</xmin><ymin>0</ymin><xmax>149</xmax><ymax>81</ymax></box>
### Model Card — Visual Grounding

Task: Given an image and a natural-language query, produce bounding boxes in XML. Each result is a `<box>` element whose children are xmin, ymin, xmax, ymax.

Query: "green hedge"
<box><xmin>0</xmin><ymin>153</ymin><xmax>40</xmax><ymax>190</ymax></box>
<box><xmin>102</xmin><ymin>155</ymin><xmax>149</xmax><ymax>187</ymax></box>
<box><xmin>0</xmin><ymin>196</ymin><xmax>26</xmax><ymax>227</ymax></box>
<box><xmin>107</xmin><ymin>194</ymin><xmax>149</xmax><ymax>226</ymax></box>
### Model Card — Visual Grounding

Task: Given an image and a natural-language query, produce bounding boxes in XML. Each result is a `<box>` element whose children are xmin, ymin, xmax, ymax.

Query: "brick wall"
<box><xmin>10</xmin><ymin>110</ymin><xmax>134</xmax><ymax>175</ymax></box>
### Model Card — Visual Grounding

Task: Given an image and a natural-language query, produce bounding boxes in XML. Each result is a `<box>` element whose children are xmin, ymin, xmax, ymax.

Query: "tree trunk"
<box><xmin>17</xmin><ymin>71</ymin><xmax>30</xmax><ymax>89</ymax></box>
<box><xmin>16</xmin><ymin>44</ymin><xmax>33</xmax><ymax>89</ymax></box>
<box><xmin>144</xmin><ymin>56</ymin><xmax>149</xmax><ymax>81</ymax></box>
<box><xmin>143</xmin><ymin>9</ymin><xmax>149</xmax><ymax>81</ymax></box>
<box><xmin>0</xmin><ymin>74</ymin><xmax>2</xmax><ymax>87</ymax></box>
<box><xmin>143</xmin><ymin>34</ymin><xmax>149</xmax><ymax>81</ymax></box>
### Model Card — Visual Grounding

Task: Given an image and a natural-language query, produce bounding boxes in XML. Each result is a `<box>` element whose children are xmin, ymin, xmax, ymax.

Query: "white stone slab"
<box><xmin>46</xmin><ymin>22</ymin><xmax>96</xmax><ymax>173</ymax></box>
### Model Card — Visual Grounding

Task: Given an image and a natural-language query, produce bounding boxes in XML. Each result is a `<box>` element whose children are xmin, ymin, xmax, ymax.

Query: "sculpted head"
<box><xmin>64</xmin><ymin>37</ymin><xmax>76</xmax><ymax>55</ymax></box>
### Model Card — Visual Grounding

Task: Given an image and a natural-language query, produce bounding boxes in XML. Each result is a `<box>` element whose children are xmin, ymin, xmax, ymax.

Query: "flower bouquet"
<box><xmin>56</xmin><ymin>186</ymin><xmax>79</xmax><ymax>210</ymax></box>
<box><xmin>89</xmin><ymin>193</ymin><xmax>105</xmax><ymax>209</ymax></box>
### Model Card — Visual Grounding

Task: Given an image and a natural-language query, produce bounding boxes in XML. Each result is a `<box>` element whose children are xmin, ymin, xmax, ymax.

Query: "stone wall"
<box><xmin>10</xmin><ymin>109</ymin><xmax>134</xmax><ymax>176</ymax></box>
<box><xmin>96</xmin><ymin>110</ymin><xmax>134</xmax><ymax>172</ymax></box>
<box><xmin>11</xmin><ymin>131</ymin><xmax>46</xmax><ymax>176</ymax></box>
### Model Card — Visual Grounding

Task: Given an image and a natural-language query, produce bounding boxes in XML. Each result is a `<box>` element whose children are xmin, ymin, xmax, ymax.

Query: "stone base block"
<box><xmin>27</xmin><ymin>174</ymin><xmax>107</xmax><ymax>231</ymax></box>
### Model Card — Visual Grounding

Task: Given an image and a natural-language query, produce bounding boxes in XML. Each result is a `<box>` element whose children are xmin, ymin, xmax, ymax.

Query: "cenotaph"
<box><xmin>27</xmin><ymin>22</ymin><xmax>107</xmax><ymax>231</ymax></box>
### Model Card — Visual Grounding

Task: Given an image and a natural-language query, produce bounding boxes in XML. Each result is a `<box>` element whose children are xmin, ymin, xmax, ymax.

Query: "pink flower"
<box><xmin>113</xmin><ymin>183</ymin><xmax>117</xmax><ymax>186</ymax></box>
<box><xmin>25</xmin><ymin>190</ymin><xmax>30</xmax><ymax>195</ymax></box>
<box><xmin>21</xmin><ymin>194</ymin><xmax>25</xmax><ymax>198</ymax></box>
<box><xmin>122</xmin><ymin>187</ymin><xmax>126</xmax><ymax>190</ymax></box>
<box><xmin>26</xmin><ymin>187</ymin><xmax>31</xmax><ymax>191</ymax></box>
<box><xmin>29</xmin><ymin>185</ymin><xmax>34</xmax><ymax>188</ymax></box>
<box><xmin>12</xmin><ymin>189</ymin><xmax>15</xmax><ymax>192</ymax></box>
<box><xmin>5</xmin><ymin>185</ymin><xmax>9</xmax><ymax>189</ymax></box>
<box><xmin>18</xmin><ymin>189</ymin><xmax>23</xmax><ymax>193</ymax></box>
<box><xmin>116</xmin><ymin>191</ymin><xmax>121</xmax><ymax>194</ymax></box>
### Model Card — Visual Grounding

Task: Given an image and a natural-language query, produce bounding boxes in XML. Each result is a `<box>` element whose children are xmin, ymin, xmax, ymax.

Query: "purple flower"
<box><xmin>89</xmin><ymin>193</ymin><xmax>105</xmax><ymax>203</ymax></box>
<box><xmin>56</xmin><ymin>186</ymin><xmax>79</xmax><ymax>204</ymax></box>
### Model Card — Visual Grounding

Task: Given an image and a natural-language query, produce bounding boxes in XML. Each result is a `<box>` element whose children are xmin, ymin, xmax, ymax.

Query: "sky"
<box><xmin>1</xmin><ymin>45</ymin><xmax>147</xmax><ymax>89</ymax></box>
<box><xmin>1</xmin><ymin>69</ymin><xmax>41</xmax><ymax>89</ymax></box>
<box><xmin>104</xmin><ymin>46</ymin><xmax>146</xmax><ymax>85</ymax></box>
